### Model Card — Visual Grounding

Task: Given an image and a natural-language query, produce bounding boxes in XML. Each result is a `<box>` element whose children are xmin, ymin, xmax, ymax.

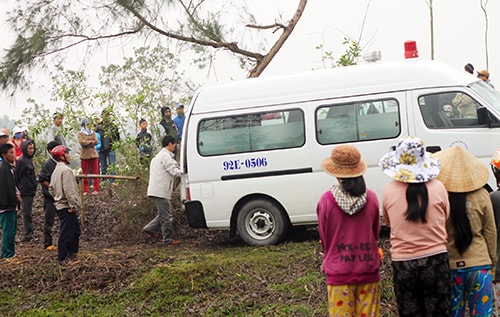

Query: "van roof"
<box><xmin>191</xmin><ymin>60</ymin><xmax>478</xmax><ymax>114</ymax></box>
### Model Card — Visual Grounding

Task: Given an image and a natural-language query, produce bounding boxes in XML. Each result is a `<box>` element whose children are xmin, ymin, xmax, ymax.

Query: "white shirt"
<box><xmin>147</xmin><ymin>148</ymin><xmax>181</xmax><ymax>199</ymax></box>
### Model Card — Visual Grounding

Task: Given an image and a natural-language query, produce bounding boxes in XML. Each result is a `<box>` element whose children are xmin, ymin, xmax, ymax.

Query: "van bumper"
<box><xmin>183</xmin><ymin>200</ymin><xmax>208</xmax><ymax>229</ymax></box>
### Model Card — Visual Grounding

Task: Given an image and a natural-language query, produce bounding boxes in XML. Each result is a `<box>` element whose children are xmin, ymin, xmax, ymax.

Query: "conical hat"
<box><xmin>432</xmin><ymin>146</ymin><xmax>488</xmax><ymax>193</ymax></box>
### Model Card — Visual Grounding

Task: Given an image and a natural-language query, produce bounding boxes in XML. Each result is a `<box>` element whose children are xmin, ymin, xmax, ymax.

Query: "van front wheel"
<box><xmin>237</xmin><ymin>199</ymin><xmax>289</xmax><ymax>246</ymax></box>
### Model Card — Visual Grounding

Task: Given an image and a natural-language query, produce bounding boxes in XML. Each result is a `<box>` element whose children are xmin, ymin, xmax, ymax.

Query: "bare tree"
<box><xmin>0</xmin><ymin>0</ymin><xmax>307</xmax><ymax>93</ymax></box>
<box><xmin>480</xmin><ymin>0</ymin><xmax>489</xmax><ymax>68</ymax></box>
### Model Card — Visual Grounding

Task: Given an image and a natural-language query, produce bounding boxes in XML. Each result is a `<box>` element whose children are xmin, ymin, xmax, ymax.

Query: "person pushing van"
<box><xmin>142</xmin><ymin>135</ymin><xmax>182</xmax><ymax>245</ymax></box>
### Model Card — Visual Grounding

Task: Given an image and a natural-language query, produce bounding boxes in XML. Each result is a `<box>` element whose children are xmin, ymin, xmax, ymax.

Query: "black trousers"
<box><xmin>57</xmin><ymin>208</ymin><xmax>81</xmax><ymax>262</ymax></box>
<box><xmin>392</xmin><ymin>252</ymin><xmax>451</xmax><ymax>317</ymax></box>
<box><xmin>43</xmin><ymin>197</ymin><xmax>57</xmax><ymax>248</ymax></box>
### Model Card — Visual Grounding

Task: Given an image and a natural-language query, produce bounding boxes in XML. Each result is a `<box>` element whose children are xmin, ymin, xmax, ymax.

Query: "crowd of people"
<box><xmin>4</xmin><ymin>98</ymin><xmax>500</xmax><ymax>314</ymax></box>
<box><xmin>318</xmin><ymin>136</ymin><xmax>500</xmax><ymax>316</ymax></box>
<box><xmin>0</xmin><ymin>104</ymin><xmax>187</xmax><ymax>263</ymax></box>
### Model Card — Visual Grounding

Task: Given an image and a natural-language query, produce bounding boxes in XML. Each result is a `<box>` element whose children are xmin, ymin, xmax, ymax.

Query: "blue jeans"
<box><xmin>99</xmin><ymin>150</ymin><xmax>116</xmax><ymax>183</ymax></box>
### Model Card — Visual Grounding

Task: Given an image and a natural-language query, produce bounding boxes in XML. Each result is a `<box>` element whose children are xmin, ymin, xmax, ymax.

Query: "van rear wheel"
<box><xmin>236</xmin><ymin>199</ymin><xmax>289</xmax><ymax>246</ymax></box>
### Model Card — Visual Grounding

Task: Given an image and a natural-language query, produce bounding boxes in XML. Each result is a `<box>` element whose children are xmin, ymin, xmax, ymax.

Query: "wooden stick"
<box><xmin>76</xmin><ymin>174</ymin><xmax>139</xmax><ymax>223</ymax></box>
<box><xmin>76</xmin><ymin>174</ymin><xmax>139</xmax><ymax>180</ymax></box>
<box><xmin>79</xmin><ymin>179</ymin><xmax>86</xmax><ymax>223</ymax></box>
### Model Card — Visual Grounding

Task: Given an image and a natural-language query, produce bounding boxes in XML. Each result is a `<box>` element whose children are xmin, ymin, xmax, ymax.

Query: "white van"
<box><xmin>179</xmin><ymin>59</ymin><xmax>500</xmax><ymax>245</ymax></box>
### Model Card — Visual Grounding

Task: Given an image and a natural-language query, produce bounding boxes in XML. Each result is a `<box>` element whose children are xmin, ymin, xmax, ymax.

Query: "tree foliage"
<box><xmin>314</xmin><ymin>0</ymin><xmax>370</xmax><ymax>69</ymax></box>
<box><xmin>18</xmin><ymin>46</ymin><xmax>195</xmax><ymax>178</ymax></box>
<box><xmin>316</xmin><ymin>38</ymin><xmax>362</xmax><ymax>68</ymax></box>
<box><xmin>0</xmin><ymin>0</ymin><xmax>307</xmax><ymax>93</ymax></box>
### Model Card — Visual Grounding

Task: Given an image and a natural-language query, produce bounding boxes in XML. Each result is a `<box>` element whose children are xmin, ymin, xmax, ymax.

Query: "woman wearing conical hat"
<box><xmin>433</xmin><ymin>146</ymin><xmax>496</xmax><ymax>316</ymax></box>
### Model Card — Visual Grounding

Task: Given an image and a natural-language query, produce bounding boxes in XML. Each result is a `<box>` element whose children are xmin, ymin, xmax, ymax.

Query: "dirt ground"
<box><xmin>0</xmin><ymin>183</ymin><xmax>396</xmax><ymax>315</ymax></box>
<box><xmin>0</xmin><ymin>184</ymin><xmax>247</xmax><ymax>302</ymax></box>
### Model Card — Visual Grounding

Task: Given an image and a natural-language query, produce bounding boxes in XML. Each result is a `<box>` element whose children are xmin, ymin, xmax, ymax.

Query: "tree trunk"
<box><xmin>429</xmin><ymin>0</ymin><xmax>434</xmax><ymax>60</ymax></box>
<box><xmin>480</xmin><ymin>0</ymin><xmax>489</xmax><ymax>69</ymax></box>
<box><xmin>248</xmin><ymin>0</ymin><xmax>308</xmax><ymax>78</ymax></box>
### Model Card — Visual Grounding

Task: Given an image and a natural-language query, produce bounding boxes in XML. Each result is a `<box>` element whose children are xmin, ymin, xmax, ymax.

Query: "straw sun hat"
<box><xmin>321</xmin><ymin>144</ymin><xmax>367</xmax><ymax>178</ymax></box>
<box><xmin>432</xmin><ymin>146</ymin><xmax>488</xmax><ymax>193</ymax></box>
<box><xmin>379</xmin><ymin>136</ymin><xmax>440</xmax><ymax>183</ymax></box>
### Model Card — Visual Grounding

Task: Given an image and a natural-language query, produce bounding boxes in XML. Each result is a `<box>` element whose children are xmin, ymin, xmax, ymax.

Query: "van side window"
<box><xmin>418</xmin><ymin>92</ymin><xmax>482</xmax><ymax>128</ymax></box>
<box><xmin>198</xmin><ymin>109</ymin><xmax>305</xmax><ymax>156</ymax></box>
<box><xmin>316</xmin><ymin>99</ymin><xmax>400</xmax><ymax>144</ymax></box>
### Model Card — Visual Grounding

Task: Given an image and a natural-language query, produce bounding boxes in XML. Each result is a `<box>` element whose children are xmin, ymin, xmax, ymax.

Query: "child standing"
<box><xmin>135</xmin><ymin>119</ymin><xmax>153</xmax><ymax>165</ymax></box>
<box><xmin>15</xmin><ymin>139</ymin><xmax>37</xmax><ymax>242</ymax></box>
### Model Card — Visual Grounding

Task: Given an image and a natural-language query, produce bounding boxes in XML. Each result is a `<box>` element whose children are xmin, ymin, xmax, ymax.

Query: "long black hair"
<box><xmin>339</xmin><ymin>176</ymin><xmax>366</xmax><ymax>196</ymax></box>
<box><xmin>405</xmin><ymin>183</ymin><xmax>429</xmax><ymax>223</ymax></box>
<box><xmin>449</xmin><ymin>192</ymin><xmax>472</xmax><ymax>255</ymax></box>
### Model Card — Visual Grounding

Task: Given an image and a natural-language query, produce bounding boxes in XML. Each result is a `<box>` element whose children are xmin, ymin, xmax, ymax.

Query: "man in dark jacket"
<box><xmin>159</xmin><ymin>106</ymin><xmax>178</xmax><ymax>141</ymax></box>
<box><xmin>37</xmin><ymin>141</ymin><xmax>60</xmax><ymax>250</ymax></box>
<box><xmin>96</xmin><ymin>108</ymin><xmax>120</xmax><ymax>183</ymax></box>
<box><xmin>15</xmin><ymin>139</ymin><xmax>37</xmax><ymax>242</ymax></box>
<box><xmin>0</xmin><ymin>143</ymin><xmax>21</xmax><ymax>258</ymax></box>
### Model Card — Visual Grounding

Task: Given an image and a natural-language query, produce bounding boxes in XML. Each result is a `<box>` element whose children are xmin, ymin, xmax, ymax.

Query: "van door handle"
<box><xmin>426</xmin><ymin>146</ymin><xmax>441</xmax><ymax>153</ymax></box>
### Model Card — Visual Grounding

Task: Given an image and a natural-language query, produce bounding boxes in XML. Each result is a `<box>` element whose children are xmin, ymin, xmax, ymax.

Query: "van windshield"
<box><xmin>470</xmin><ymin>81</ymin><xmax>500</xmax><ymax>113</ymax></box>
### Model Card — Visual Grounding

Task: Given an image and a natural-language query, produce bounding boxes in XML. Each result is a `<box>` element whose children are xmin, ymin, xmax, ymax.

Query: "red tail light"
<box><xmin>185</xmin><ymin>186</ymin><xmax>191</xmax><ymax>201</ymax></box>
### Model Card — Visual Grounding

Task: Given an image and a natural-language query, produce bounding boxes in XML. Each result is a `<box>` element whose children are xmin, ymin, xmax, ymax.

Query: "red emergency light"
<box><xmin>404</xmin><ymin>40</ymin><xmax>419</xmax><ymax>59</ymax></box>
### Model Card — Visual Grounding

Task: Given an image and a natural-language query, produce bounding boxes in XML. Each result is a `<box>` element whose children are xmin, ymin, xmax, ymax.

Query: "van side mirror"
<box><xmin>477</xmin><ymin>107</ymin><xmax>490</xmax><ymax>126</ymax></box>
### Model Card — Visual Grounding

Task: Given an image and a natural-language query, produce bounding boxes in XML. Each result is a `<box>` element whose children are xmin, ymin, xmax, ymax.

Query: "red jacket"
<box><xmin>12</xmin><ymin>138</ymin><xmax>23</xmax><ymax>159</ymax></box>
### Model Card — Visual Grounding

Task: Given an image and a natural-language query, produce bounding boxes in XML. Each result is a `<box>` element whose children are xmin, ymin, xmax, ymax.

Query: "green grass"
<box><xmin>1</xmin><ymin>241</ymin><xmax>331</xmax><ymax>316</ymax></box>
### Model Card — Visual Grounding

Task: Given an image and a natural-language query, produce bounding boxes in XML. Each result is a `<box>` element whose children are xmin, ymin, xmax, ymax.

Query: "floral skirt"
<box><xmin>327</xmin><ymin>281</ymin><xmax>380</xmax><ymax>317</ymax></box>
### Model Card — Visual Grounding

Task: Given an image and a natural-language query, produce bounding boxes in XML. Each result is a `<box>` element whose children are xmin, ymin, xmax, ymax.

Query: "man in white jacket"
<box><xmin>143</xmin><ymin>135</ymin><xmax>182</xmax><ymax>245</ymax></box>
